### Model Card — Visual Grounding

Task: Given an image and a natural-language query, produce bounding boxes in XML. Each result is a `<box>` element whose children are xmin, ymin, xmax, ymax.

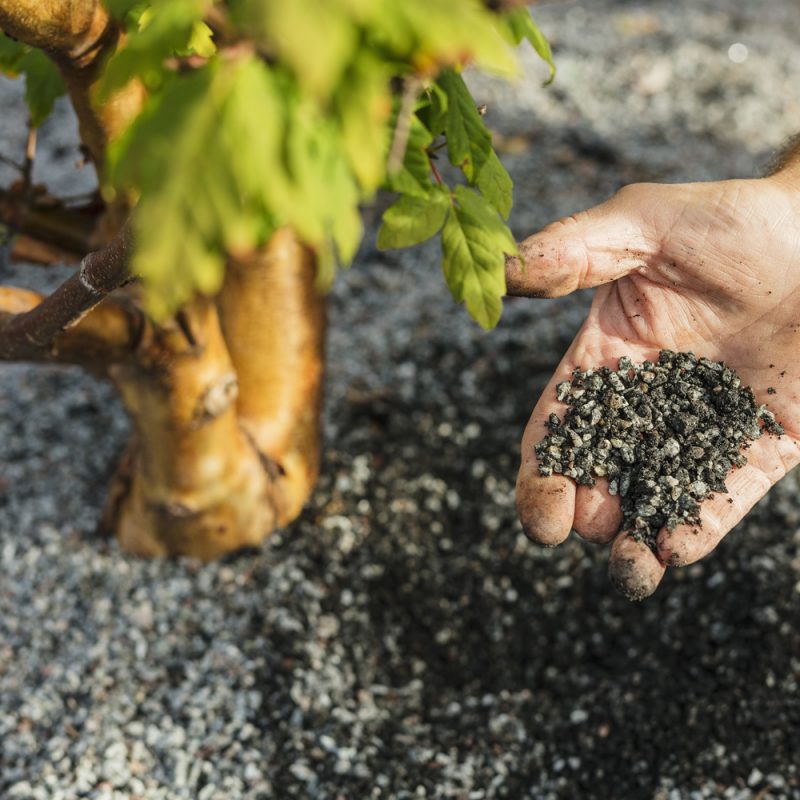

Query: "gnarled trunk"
<box><xmin>104</xmin><ymin>235</ymin><xmax>326</xmax><ymax>558</ymax></box>
<box><xmin>0</xmin><ymin>2</ymin><xmax>327</xmax><ymax>558</ymax></box>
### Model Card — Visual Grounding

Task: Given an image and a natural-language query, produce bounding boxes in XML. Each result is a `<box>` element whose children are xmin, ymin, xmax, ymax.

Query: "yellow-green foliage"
<box><xmin>2</xmin><ymin>1</ymin><xmax>555</xmax><ymax>327</ymax></box>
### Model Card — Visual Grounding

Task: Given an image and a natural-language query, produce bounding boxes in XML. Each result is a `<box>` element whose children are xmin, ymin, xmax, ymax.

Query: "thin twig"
<box><xmin>59</xmin><ymin>190</ymin><xmax>102</xmax><ymax>207</ymax></box>
<box><xmin>0</xmin><ymin>221</ymin><xmax>134</xmax><ymax>360</ymax></box>
<box><xmin>0</xmin><ymin>184</ymin><xmax>100</xmax><ymax>262</ymax></box>
<box><xmin>22</xmin><ymin>123</ymin><xmax>36</xmax><ymax>194</ymax></box>
<box><xmin>429</xmin><ymin>157</ymin><xmax>444</xmax><ymax>187</ymax></box>
<box><xmin>0</xmin><ymin>153</ymin><xmax>25</xmax><ymax>173</ymax></box>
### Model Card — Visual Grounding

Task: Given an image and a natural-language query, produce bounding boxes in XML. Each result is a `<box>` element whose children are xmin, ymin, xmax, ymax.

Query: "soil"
<box><xmin>2</xmin><ymin>1</ymin><xmax>800</xmax><ymax>799</ymax></box>
<box><xmin>535</xmin><ymin>351</ymin><xmax>784</xmax><ymax>552</ymax></box>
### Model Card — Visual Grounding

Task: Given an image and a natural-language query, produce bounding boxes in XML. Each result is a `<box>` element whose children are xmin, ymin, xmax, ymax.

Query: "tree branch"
<box><xmin>0</xmin><ymin>222</ymin><xmax>135</xmax><ymax>361</ymax></box>
<box><xmin>0</xmin><ymin>1</ymin><xmax>112</xmax><ymax>67</ymax></box>
<box><xmin>0</xmin><ymin>286</ymin><xmax>143</xmax><ymax>366</ymax></box>
<box><xmin>0</xmin><ymin>183</ymin><xmax>101</xmax><ymax>263</ymax></box>
<box><xmin>8</xmin><ymin>234</ymin><xmax>81</xmax><ymax>266</ymax></box>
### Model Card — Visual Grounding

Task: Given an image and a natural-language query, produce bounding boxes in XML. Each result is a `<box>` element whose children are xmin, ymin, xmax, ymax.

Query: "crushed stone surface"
<box><xmin>2</xmin><ymin>1</ymin><xmax>800</xmax><ymax>798</ymax></box>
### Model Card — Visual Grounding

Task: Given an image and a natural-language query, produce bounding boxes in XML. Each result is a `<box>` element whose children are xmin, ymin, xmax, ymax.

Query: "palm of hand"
<box><xmin>508</xmin><ymin>177</ymin><xmax>800</xmax><ymax>599</ymax></box>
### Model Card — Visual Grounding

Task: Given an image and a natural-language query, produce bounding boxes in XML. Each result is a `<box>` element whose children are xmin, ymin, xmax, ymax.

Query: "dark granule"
<box><xmin>768</xmin><ymin>387</ymin><xmax>777</xmax><ymax>394</ymax></box>
<box><xmin>535</xmin><ymin>350</ymin><xmax>784</xmax><ymax>551</ymax></box>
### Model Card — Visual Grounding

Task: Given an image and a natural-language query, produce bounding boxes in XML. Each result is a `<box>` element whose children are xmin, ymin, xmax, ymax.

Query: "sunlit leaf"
<box><xmin>377</xmin><ymin>189</ymin><xmax>449</xmax><ymax>250</ymax></box>
<box><xmin>476</xmin><ymin>148</ymin><xmax>513</xmax><ymax>220</ymax></box>
<box><xmin>90</xmin><ymin>0</ymin><xmax>532</xmax><ymax>325</ymax></box>
<box><xmin>0</xmin><ymin>34</ymin><xmax>65</xmax><ymax>126</ymax></box>
<box><xmin>335</xmin><ymin>52</ymin><xmax>392</xmax><ymax>193</ymax></box>
<box><xmin>386</xmin><ymin>115</ymin><xmax>434</xmax><ymax>198</ymax></box>
<box><xmin>0</xmin><ymin>31</ymin><xmax>26</xmax><ymax>75</ymax></box>
<box><xmin>504</xmin><ymin>7</ymin><xmax>556</xmax><ymax>84</ymax></box>
<box><xmin>238</xmin><ymin>0</ymin><xmax>357</xmax><ymax>98</ymax></box>
<box><xmin>372</xmin><ymin>0</ymin><xmax>517</xmax><ymax>77</ymax></box>
<box><xmin>99</xmin><ymin>0</ymin><xmax>211</xmax><ymax>97</ymax></box>
<box><xmin>109</xmin><ymin>58</ymin><xmax>282</xmax><ymax>317</ymax></box>
<box><xmin>441</xmin><ymin>185</ymin><xmax>517</xmax><ymax>328</ymax></box>
<box><xmin>438</xmin><ymin>69</ymin><xmax>492</xmax><ymax>181</ymax></box>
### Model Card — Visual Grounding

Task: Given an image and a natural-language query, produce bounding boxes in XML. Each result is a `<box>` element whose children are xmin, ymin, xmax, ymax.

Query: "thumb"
<box><xmin>505</xmin><ymin>184</ymin><xmax>659</xmax><ymax>298</ymax></box>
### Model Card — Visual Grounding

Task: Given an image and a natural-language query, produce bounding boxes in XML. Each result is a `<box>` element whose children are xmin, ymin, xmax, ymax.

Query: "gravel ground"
<box><xmin>2</xmin><ymin>2</ymin><xmax>800</xmax><ymax>798</ymax></box>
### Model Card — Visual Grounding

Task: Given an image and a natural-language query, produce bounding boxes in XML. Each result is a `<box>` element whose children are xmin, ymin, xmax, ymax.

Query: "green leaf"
<box><xmin>238</xmin><ymin>0</ymin><xmax>357</xmax><ymax>99</ymax></box>
<box><xmin>268</xmin><ymin>93</ymin><xmax>363</xmax><ymax>267</ymax></box>
<box><xmin>326</xmin><ymin>158</ymin><xmax>363</xmax><ymax>265</ymax></box>
<box><xmin>0</xmin><ymin>32</ymin><xmax>26</xmax><ymax>75</ymax></box>
<box><xmin>377</xmin><ymin>189</ymin><xmax>449</xmax><ymax>250</ymax></box>
<box><xmin>94</xmin><ymin>0</ymin><xmax>530</xmax><ymax>325</ymax></box>
<box><xmin>335</xmin><ymin>52</ymin><xmax>392</xmax><ymax>194</ymax></box>
<box><xmin>177</xmin><ymin>20</ymin><xmax>216</xmax><ymax>58</ymax></box>
<box><xmin>110</xmin><ymin>54</ymin><xmax>370</xmax><ymax>316</ymax></box>
<box><xmin>0</xmin><ymin>34</ymin><xmax>65</xmax><ymax>126</ymax></box>
<box><xmin>416</xmin><ymin>81</ymin><xmax>448</xmax><ymax>137</ymax></box>
<box><xmin>99</xmin><ymin>0</ymin><xmax>212</xmax><ymax>98</ymax></box>
<box><xmin>476</xmin><ymin>148</ymin><xmax>513</xmax><ymax>220</ymax></box>
<box><xmin>505</xmin><ymin>8</ymin><xmax>555</xmax><ymax>85</ymax></box>
<box><xmin>109</xmin><ymin>58</ymin><xmax>283</xmax><ymax>317</ymax></box>
<box><xmin>370</xmin><ymin>0</ymin><xmax>517</xmax><ymax>77</ymax></box>
<box><xmin>386</xmin><ymin>115</ymin><xmax>434</xmax><ymax>198</ymax></box>
<box><xmin>18</xmin><ymin>50</ymin><xmax>65</xmax><ymax>127</ymax></box>
<box><xmin>109</xmin><ymin>65</ymin><xmax>223</xmax><ymax>317</ymax></box>
<box><xmin>438</xmin><ymin>69</ymin><xmax>491</xmax><ymax>182</ymax></box>
<box><xmin>441</xmin><ymin>184</ymin><xmax>518</xmax><ymax>329</ymax></box>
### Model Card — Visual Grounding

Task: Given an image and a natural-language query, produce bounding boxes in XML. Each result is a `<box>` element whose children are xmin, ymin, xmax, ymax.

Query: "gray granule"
<box><xmin>535</xmin><ymin>351</ymin><xmax>784</xmax><ymax>550</ymax></box>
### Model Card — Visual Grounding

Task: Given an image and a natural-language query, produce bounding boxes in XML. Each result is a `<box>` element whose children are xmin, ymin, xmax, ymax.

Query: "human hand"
<box><xmin>507</xmin><ymin>176</ymin><xmax>800</xmax><ymax>599</ymax></box>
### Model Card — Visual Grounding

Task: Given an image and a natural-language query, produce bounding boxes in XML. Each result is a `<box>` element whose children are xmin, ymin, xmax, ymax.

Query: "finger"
<box><xmin>608</xmin><ymin>531</ymin><xmax>666</xmax><ymax>601</ymax></box>
<box><xmin>657</xmin><ymin>434</ymin><xmax>800</xmax><ymax>567</ymax></box>
<box><xmin>573</xmin><ymin>480</ymin><xmax>622</xmax><ymax>544</ymax></box>
<box><xmin>516</xmin><ymin>320</ymin><xmax>661</xmax><ymax>547</ymax></box>
<box><xmin>505</xmin><ymin>184</ymin><xmax>658</xmax><ymax>299</ymax></box>
<box><xmin>516</xmin><ymin>367</ymin><xmax>577</xmax><ymax>546</ymax></box>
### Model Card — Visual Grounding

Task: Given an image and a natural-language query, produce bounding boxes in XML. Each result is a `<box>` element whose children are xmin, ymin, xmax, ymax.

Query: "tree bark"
<box><xmin>0</xmin><ymin>1</ymin><xmax>110</xmax><ymax>62</ymax></box>
<box><xmin>218</xmin><ymin>229</ymin><xmax>327</xmax><ymax>527</ymax></box>
<box><xmin>0</xmin><ymin>223</ymin><xmax>133</xmax><ymax>360</ymax></box>
<box><xmin>0</xmin><ymin>286</ymin><xmax>142</xmax><ymax>366</ymax></box>
<box><xmin>0</xmin><ymin>0</ymin><xmax>144</xmax><ymax>231</ymax></box>
<box><xmin>106</xmin><ymin>297</ymin><xmax>281</xmax><ymax>558</ymax></box>
<box><xmin>101</xmin><ymin>232</ymin><xmax>326</xmax><ymax>559</ymax></box>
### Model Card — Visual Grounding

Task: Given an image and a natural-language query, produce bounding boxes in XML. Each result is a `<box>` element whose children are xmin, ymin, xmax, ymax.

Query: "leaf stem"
<box><xmin>22</xmin><ymin>123</ymin><xmax>36</xmax><ymax>194</ymax></box>
<box><xmin>429</xmin><ymin>157</ymin><xmax>444</xmax><ymax>186</ymax></box>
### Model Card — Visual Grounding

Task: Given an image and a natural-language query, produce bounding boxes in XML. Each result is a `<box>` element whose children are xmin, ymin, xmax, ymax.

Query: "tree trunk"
<box><xmin>218</xmin><ymin>229</ymin><xmax>326</xmax><ymax>527</ymax></box>
<box><xmin>0</xmin><ymin>3</ymin><xmax>327</xmax><ymax>558</ymax></box>
<box><xmin>103</xmin><ymin>234</ymin><xmax>326</xmax><ymax>558</ymax></box>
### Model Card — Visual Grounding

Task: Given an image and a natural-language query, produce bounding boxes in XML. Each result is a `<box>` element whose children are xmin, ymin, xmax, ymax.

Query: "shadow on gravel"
<box><xmin>252</xmin><ymin>326</ymin><xmax>800</xmax><ymax>798</ymax></box>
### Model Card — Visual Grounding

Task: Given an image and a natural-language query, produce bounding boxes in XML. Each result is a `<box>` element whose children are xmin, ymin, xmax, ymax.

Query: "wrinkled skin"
<box><xmin>507</xmin><ymin>174</ymin><xmax>800</xmax><ymax>599</ymax></box>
